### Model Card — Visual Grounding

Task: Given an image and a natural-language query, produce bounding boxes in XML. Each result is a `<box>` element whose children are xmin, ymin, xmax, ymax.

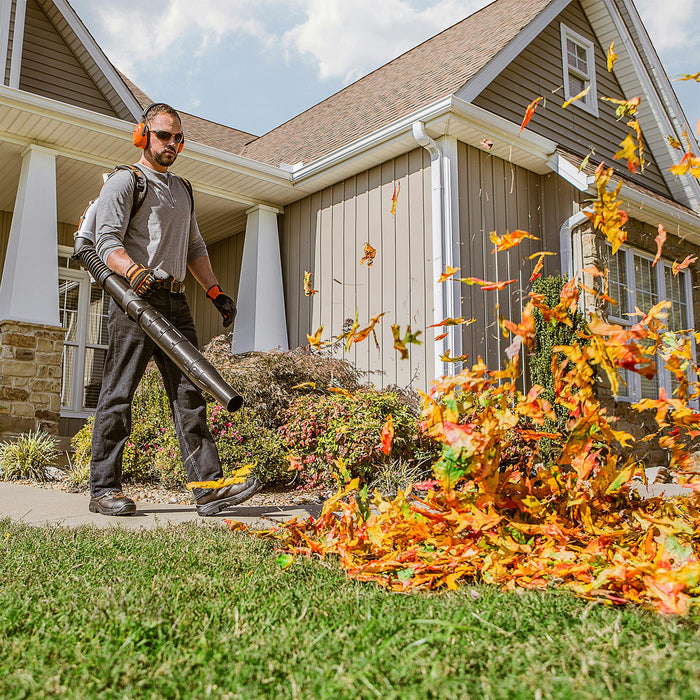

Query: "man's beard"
<box><xmin>154</xmin><ymin>149</ymin><xmax>177</xmax><ymax>167</ymax></box>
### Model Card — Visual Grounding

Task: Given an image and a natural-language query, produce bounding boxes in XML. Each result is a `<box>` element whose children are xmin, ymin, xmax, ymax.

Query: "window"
<box><xmin>605</xmin><ymin>244</ymin><xmax>695</xmax><ymax>402</ymax></box>
<box><xmin>560</xmin><ymin>24</ymin><xmax>599</xmax><ymax>117</ymax></box>
<box><xmin>58</xmin><ymin>246</ymin><xmax>109</xmax><ymax>416</ymax></box>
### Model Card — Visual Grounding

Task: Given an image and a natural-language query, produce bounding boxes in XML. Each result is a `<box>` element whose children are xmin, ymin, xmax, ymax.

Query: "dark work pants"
<box><xmin>90</xmin><ymin>289</ymin><xmax>222</xmax><ymax>499</ymax></box>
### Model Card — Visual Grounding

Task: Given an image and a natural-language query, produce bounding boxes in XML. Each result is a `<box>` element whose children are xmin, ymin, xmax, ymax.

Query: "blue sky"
<box><xmin>69</xmin><ymin>0</ymin><xmax>699</xmax><ymax>138</ymax></box>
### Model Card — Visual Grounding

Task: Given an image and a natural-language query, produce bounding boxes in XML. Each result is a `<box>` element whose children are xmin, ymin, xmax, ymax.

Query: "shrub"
<box><xmin>203</xmin><ymin>339</ymin><xmax>364</xmax><ymax>428</ymax></box>
<box><xmin>0</xmin><ymin>430</ymin><xmax>60</xmax><ymax>482</ymax></box>
<box><xmin>279</xmin><ymin>389</ymin><xmax>438</xmax><ymax>485</ymax></box>
<box><xmin>210</xmin><ymin>405</ymin><xmax>289</xmax><ymax>485</ymax></box>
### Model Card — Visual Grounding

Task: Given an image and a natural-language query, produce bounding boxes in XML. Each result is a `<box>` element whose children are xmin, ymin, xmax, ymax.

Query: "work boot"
<box><xmin>196</xmin><ymin>477</ymin><xmax>261</xmax><ymax>517</ymax></box>
<box><xmin>89</xmin><ymin>490</ymin><xmax>136</xmax><ymax>516</ymax></box>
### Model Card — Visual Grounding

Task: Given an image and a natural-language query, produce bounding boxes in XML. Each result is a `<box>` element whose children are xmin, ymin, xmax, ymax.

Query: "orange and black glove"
<box><xmin>125</xmin><ymin>263</ymin><xmax>171</xmax><ymax>298</ymax></box>
<box><xmin>206</xmin><ymin>285</ymin><xmax>236</xmax><ymax>328</ymax></box>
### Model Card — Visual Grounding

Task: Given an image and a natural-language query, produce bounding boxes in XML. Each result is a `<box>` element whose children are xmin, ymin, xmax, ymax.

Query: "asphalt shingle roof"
<box><xmin>240</xmin><ymin>0</ymin><xmax>554</xmax><ymax>166</ymax></box>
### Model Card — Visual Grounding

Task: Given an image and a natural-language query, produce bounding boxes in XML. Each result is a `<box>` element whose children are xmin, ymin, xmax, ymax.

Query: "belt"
<box><xmin>168</xmin><ymin>280</ymin><xmax>185</xmax><ymax>294</ymax></box>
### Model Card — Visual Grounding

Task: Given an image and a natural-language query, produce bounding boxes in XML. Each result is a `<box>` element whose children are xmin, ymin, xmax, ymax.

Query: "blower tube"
<box><xmin>73</xmin><ymin>200</ymin><xmax>243</xmax><ymax>412</ymax></box>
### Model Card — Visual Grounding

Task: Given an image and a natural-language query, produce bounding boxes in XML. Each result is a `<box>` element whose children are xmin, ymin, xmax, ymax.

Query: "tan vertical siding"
<box><xmin>473</xmin><ymin>0</ymin><xmax>671</xmax><ymax>198</ymax></box>
<box><xmin>0</xmin><ymin>209</ymin><xmax>11</xmax><ymax>274</ymax></box>
<box><xmin>282</xmin><ymin>147</ymin><xmax>433</xmax><ymax>389</ymax></box>
<box><xmin>186</xmin><ymin>232</ymin><xmax>245</xmax><ymax>348</ymax></box>
<box><xmin>4</xmin><ymin>0</ymin><xmax>16</xmax><ymax>85</ymax></box>
<box><xmin>457</xmin><ymin>142</ymin><xmax>582</xmax><ymax>381</ymax></box>
<box><xmin>19</xmin><ymin>0</ymin><xmax>117</xmax><ymax>116</ymax></box>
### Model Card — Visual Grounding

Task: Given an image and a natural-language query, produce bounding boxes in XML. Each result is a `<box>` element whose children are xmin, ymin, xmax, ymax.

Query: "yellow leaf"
<box><xmin>187</xmin><ymin>463</ymin><xmax>255</xmax><ymax>490</ymax></box>
<box><xmin>562</xmin><ymin>85</ymin><xmax>591</xmax><ymax>108</ymax></box>
<box><xmin>606</xmin><ymin>42</ymin><xmax>617</xmax><ymax>72</ymax></box>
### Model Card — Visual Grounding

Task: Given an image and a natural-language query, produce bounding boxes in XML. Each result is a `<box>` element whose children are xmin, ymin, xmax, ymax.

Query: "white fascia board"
<box><xmin>546</xmin><ymin>153</ymin><xmax>592</xmax><ymax>191</ymax></box>
<box><xmin>0</xmin><ymin>86</ymin><xmax>294</xmax><ymax>188</ymax></box>
<box><xmin>617</xmin><ymin>184</ymin><xmax>700</xmax><ymax>242</ymax></box>
<box><xmin>456</xmin><ymin>0</ymin><xmax>573</xmax><ymax>102</ymax></box>
<box><xmin>582</xmin><ymin>0</ymin><xmax>700</xmax><ymax>210</ymax></box>
<box><xmin>52</xmin><ymin>0</ymin><xmax>143</xmax><ymax>119</ymax></box>
<box><xmin>291</xmin><ymin>95</ymin><xmax>558</xmax><ymax>186</ymax></box>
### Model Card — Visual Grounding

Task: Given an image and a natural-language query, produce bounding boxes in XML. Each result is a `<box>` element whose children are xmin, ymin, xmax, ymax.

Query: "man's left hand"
<box><xmin>206</xmin><ymin>285</ymin><xmax>237</xmax><ymax>327</ymax></box>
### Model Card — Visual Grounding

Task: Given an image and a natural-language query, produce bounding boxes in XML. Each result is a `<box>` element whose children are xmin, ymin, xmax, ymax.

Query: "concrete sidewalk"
<box><xmin>0</xmin><ymin>482</ymin><xmax>321</xmax><ymax>530</ymax></box>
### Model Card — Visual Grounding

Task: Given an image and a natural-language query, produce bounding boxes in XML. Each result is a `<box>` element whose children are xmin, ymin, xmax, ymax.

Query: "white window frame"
<box><xmin>560</xmin><ymin>23</ymin><xmax>599</xmax><ymax>117</ymax></box>
<box><xmin>605</xmin><ymin>243</ymin><xmax>696</xmax><ymax>403</ymax></box>
<box><xmin>58</xmin><ymin>245</ymin><xmax>108</xmax><ymax>418</ymax></box>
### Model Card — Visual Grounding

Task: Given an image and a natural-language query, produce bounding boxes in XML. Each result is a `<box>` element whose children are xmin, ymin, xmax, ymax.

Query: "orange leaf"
<box><xmin>390</xmin><ymin>182</ymin><xmax>401</xmax><ymax>216</ymax></box>
<box><xmin>360</xmin><ymin>242</ymin><xmax>376</xmax><ymax>267</ymax></box>
<box><xmin>672</xmin><ymin>255</ymin><xmax>698</xmax><ymax>276</ymax></box>
<box><xmin>303</xmin><ymin>270</ymin><xmax>318</xmax><ymax>296</ymax></box>
<box><xmin>653</xmin><ymin>224</ymin><xmax>667</xmax><ymax>267</ymax></box>
<box><xmin>438</xmin><ymin>266</ymin><xmax>460</xmax><ymax>283</ymax></box>
<box><xmin>459</xmin><ymin>277</ymin><xmax>517</xmax><ymax>291</ymax></box>
<box><xmin>490</xmin><ymin>229</ymin><xmax>539</xmax><ymax>253</ymax></box>
<box><xmin>381</xmin><ymin>415</ymin><xmax>394</xmax><ymax>455</ymax></box>
<box><xmin>306</xmin><ymin>325</ymin><xmax>324</xmax><ymax>348</ymax></box>
<box><xmin>519</xmin><ymin>96</ymin><xmax>543</xmax><ymax>132</ymax></box>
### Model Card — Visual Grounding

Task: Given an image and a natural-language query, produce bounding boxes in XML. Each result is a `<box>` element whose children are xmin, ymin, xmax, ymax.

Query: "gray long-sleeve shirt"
<box><xmin>95</xmin><ymin>163</ymin><xmax>208</xmax><ymax>282</ymax></box>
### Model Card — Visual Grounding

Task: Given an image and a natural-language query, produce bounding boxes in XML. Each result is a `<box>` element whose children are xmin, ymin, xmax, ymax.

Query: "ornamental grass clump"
<box><xmin>0</xmin><ymin>430</ymin><xmax>60</xmax><ymax>482</ymax></box>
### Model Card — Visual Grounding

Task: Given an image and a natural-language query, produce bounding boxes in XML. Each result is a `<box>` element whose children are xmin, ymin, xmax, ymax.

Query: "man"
<box><xmin>89</xmin><ymin>102</ymin><xmax>260</xmax><ymax>517</ymax></box>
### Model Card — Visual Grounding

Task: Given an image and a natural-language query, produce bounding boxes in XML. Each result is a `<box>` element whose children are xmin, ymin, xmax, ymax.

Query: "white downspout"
<box><xmin>412</xmin><ymin>121</ymin><xmax>460</xmax><ymax>378</ymax></box>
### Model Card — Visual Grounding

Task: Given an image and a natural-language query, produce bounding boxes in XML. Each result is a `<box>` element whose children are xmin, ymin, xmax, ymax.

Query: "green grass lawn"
<box><xmin>1</xmin><ymin>519</ymin><xmax>698</xmax><ymax>700</ymax></box>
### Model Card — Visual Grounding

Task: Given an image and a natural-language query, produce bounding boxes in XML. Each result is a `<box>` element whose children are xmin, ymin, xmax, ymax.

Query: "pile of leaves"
<box><xmin>236</xmin><ymin>283</ymin><xmax>700</xmax><ymax>615</ymax></box>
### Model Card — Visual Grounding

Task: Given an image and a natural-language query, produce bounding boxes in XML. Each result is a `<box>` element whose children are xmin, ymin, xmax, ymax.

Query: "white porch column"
<box><xmin>233</xmin><ymin>204</ymin><xmax>288</xmax><ymax>353</ymax></box>
<box><xmin>0</xmin><ymin>145</ymin><xmax>60</xmax><ymax>326</ymax></box>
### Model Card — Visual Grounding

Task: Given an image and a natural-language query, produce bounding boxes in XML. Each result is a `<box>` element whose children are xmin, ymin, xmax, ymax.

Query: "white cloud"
<box><xmin>636</xmin><ymin>0</ymin><xmax>696</xmax><ymax>52</ymax></box>
<box><xmin>282</xmin><ymin>0</ymin><xmax>488</xmax><ymax>82</ymax></box>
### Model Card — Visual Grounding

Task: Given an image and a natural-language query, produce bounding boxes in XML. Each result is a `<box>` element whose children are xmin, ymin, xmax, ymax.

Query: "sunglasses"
<box><xmin>151</xmin><ymin>130</ymin><xmax>185</xmax><ymax>144</ymax></box>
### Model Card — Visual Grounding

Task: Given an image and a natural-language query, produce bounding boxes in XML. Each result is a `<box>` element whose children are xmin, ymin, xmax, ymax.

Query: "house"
<box><xmin>0</xmin><ymin>0</ymin><xmax>698</xmax><ymax>443</ymax></box>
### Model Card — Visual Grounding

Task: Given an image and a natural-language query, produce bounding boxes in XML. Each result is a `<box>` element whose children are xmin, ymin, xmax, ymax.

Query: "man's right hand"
<box><xmin>125</xmin><ymin>263</ymin><xmax>171</xmax><ymax>298</ymax></box>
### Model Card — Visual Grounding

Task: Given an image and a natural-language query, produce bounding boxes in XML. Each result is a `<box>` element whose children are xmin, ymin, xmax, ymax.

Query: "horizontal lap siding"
<box><xmin>473</xmin><ymin>0</ymin><xmax>671</xmax><ymax>198</ymax></box>
<box><xmin>282</xmin><ymin>148</ymin><xmax>433</xmax><ymax>389</ymax></box>
<box><xmin>19</xmin><ymin>0</ymin><xmax>116</xmax><ymax>116</ymax></box>
<box><xmin>457</xmin><ymin>142</ymin><xmax>581</xmax><ymax>386</ymax></box>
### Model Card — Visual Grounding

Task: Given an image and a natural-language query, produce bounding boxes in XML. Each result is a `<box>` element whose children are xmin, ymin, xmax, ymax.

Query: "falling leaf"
<box><xmin>562</xmin><ymin>85</ymin><xmax>591</xmax><ymax>108</ymax></box>
<box><xmin>438</xmin><ymin>266</ymin><xmax>460</xmax><ymax>283</ymax></box>
<box><xmin>392</xmin><ymin>324</ymin><xmax>422</xmax><ymax>359</ymax></box>
<box><xmin>601</xmin><ymin>96</ymin><xmax>641</xmax><ymax>119</ymax></box>
<box><xmin>303</xmin><ymin>271</ymin><xmax>318</xmax><ymax>296</ymax></box>
<box><xmin>353</xmin><ymin>312</ymin><xmax>387</xmax><ymax>346</ymax></box>
<box><xmin>653</xmin><ymin>225</ymin><xmax>667</xmax><ymax>267</ymax></box>
<box><xmin>328</xmin><ymin>387</ymin><xmax>356</xmax><ymax>398</ymax></box>
<box><xmin>458</xmin><ymin>277</ymin><xmax>517</xmax><ymax>291</ymax></box>
<box><xmin>529</xmin><ymin>253</ymin><xmax>546</xmax><ymax>283</ymax></box>
<box><xmin>579</xmin><ymin>148</ymin><xmax>595</xmax><ymax>171</ymax></box>
<box><xmin>187</xmin><ymin>463</ymin><xmax>254</xmax><ymax>490</ymax></box>
<box><xmin>607</xmin><ymin>42</ymin><xmax>617</xmax><ymax>72</ymax></box>
<box><xmin>519</xmin><ymin>96</ymin><xmax>543</xmax><ymax>132</ymax></box>
<box><xmin>339</xmin><ymin>313</ymin><xmax>360</xmax><ymax>351</ymax></box>
<box><xmin>306</xmin><ymin>325</ymin><xmax>324</xmax><ymax>348</ymax></box>
<box><xmin>614</xmin><ymin>133</ymin><xmax>641</xmax><ymax>173</ymax></box>
<box><xmin>627</xmin><ymin>119</ymin><xmax>645</xmax><ymax>172</ymax></box>
<box><xmin>360</xmin><ymin>242</ymin><xmax>376</xmax><ymax>267</ymax></box>
<box><xmin>434</xmin><ymin>332</ymin><xmax>449</xmax><ymax>341</ymax></box>
<box><xmin>672</xmin><ymin>255</ymin><xmax>698</xmax><ymax>276</ymax></box>
<box><xmin>584</xmin><ymin>163</ymin><xmax>628</xmax><ymax>254</ymax></box>
<box><xmin>667</xmin><ymin>135</ymin><xmax>683</xmax><ymax>150</ymax></box>
<box><xmin>427</xmin><ymin>317</ymin><xmax>476</xmax><ymax>328</ymax></box>
<box><xmin>381</xmin><ymin>415</ymin><xmax>394</xmax><ymax>455</ymax></box>
<box><xmin>490</xmin><ymin>229</ymin><xmax>539</xmax><ymax>253</ymax></box>
<box><xmin>676</xmin><ymin>73</ymin><xmax>700</xmax><ymax>82</ymax></box>
<box><xmin>480</xmin><ymin>138</ymin><xmax>494</xmax><ymax>151</ymax></box>
<box><xmin>440</xmin><ymin>350</ymin><xmax>469</xmax><ymax>363</ymax></box>
<box><xmin>391</xmin><ymin>182</ymin><xmax>401</xmax><ymax>216</ymax></box>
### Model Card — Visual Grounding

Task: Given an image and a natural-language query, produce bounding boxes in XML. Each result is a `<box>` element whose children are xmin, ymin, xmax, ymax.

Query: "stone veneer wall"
<box><xmin>573</xmin><ymin>218</ymin><xmax>700</xmax><ymax>465</ymax></box>
<box><xmin>0</xmin><ymin>321</ymin><xmax>65</xmax><ymax>438</ymax></box>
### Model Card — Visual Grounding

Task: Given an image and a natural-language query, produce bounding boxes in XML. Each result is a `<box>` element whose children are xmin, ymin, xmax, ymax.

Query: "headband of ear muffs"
<box><xmin>132</xmin><ymin>102</ymin><xmax>185</xmax><ymax>153</ymax></box>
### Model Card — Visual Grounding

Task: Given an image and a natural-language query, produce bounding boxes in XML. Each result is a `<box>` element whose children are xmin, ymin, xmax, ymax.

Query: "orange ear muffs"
<box><xmin>132</xmin><ymin>122</ymin><xmax>149</xmax><ymax>149</ymax></box>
